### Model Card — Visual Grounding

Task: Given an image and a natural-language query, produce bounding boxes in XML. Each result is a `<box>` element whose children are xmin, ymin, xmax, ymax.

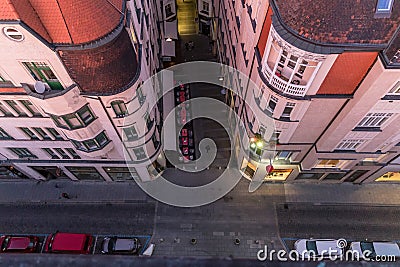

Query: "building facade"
<box><xmin>0</xmin><ymin>0</ymin><xmax>170</xmax><ymax>182</ymax></box>
<box><xmin>214</xmin><ymin>0</ymin><xmax>400</xmax><ymax>183</ymax></box>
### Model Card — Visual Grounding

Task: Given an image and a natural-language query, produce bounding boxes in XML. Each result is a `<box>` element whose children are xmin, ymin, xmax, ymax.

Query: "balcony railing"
<box><xmin>263</xmin><ymin>65</ymin><xmax>308</xmax><ymax>97</ymax></box>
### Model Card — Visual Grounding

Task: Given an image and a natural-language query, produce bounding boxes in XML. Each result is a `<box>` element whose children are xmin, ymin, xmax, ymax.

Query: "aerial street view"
<box><xmin>0</xmin><ymin>0</ymin><xmax>399</xmax><ymax>266</ymax></box>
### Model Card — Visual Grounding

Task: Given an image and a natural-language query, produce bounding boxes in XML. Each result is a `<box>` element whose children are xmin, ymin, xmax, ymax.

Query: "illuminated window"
<box><xmin>375</xmin><ymin>171</ymin><xmax>400</xmax><ymax>182</ymax></box>
<box><xmin>315</xmin><ymin>159</ymin><xmax>348</xmax><ymax>169</ymax></box>
<box><xmin>265</xmin><ymin>169</ymin><xmax>292</xmax><ymax>181</ymax></box>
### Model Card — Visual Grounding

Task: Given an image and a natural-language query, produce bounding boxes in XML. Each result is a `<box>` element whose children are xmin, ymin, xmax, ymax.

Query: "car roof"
<box><xmin>315</xmin><ymin>240</ymin><xmax>340</xmax><ymax>252</ymax></box>
<box><xmin>52</xmin><ymin>233</ymin><xmax>88</xmax><ymax>251</ymax></box>
<box><xmin>7</xmin><ymin>237</ymin><xmax>30</xmax><ymax>249</ymax></box>
<box><xmin>373</xmin><ymin>242</ymin><xmax>400</xmax><ymax>256</ymax></box>
<box><xmin>114</xmin><ymin>238</ymin><xmax>136</xmax><ymax>251</ymax></box>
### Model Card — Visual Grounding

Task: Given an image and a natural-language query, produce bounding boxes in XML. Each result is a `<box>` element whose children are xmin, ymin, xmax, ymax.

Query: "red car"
<box><xmin>44</xmin><ymin>232</ymin><xmax>93</xmax><ymax>254</ymax></box>
<box><xmin>0</xmin><ymin>235</ymin><xmax>39</xmax><ymax>253</ymax></box>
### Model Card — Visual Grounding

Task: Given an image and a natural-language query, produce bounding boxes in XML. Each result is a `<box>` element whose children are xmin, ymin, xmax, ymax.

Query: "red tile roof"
<box><xmin>0</xmin><ymin>87</ymin><xmax>25</xmax><ymax>93</ymax></box>
<box><xmin>59</xmin><ymin>30</ymin><xmax>138</xmax><ymax>94</ymax></box>
<box><xmin>273</xmin><ymin>0</ymin><xmax>400</xmax><ymax>45</ymax></box>
<box><xmin>317</xmin><ymin>52</ymin><xmax>378</xmax><ymax>95</ymax></box>
<box><xmin>0</xmin><ymin>0</ymin><xmax>123</xmax><ymax>44</ymax></box>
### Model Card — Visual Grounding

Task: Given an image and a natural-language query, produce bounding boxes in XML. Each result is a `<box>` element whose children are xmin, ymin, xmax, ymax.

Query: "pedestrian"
<box><xmin>189</xmin><ymin>41</ymin><xmax>194</xmax><ymax>50</ymax></box>
<box><xmin>185</xmin><ymin>42</ymin><xmax>189</xmax><ymax>51</ymax></box>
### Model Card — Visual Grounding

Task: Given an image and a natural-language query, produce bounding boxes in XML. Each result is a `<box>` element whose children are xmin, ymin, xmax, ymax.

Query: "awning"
<box><xmin>162</xmin><ymin>40</ymin><xmax>175</xmax><ymax>57</ymax></box>
<box><xmin>162</xmin><ymin>70</ymin><xmax>177</xmax><ymax>151</ymax></box>
<box><xmin>164</xmin><ymin>20</ymin><xmax>178</xmax><ymax>39</ymax></box>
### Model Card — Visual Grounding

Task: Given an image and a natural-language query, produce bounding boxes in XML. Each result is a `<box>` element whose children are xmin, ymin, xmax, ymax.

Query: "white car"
<box><xmin>294</xmin><ymin>239</ymin><xmax>343</xmax><ymax>259</ymax></box>
<box><xmin>350</xmin><ymin>241</ymin><xmax>400</xmax><ymax>260</ymax></box>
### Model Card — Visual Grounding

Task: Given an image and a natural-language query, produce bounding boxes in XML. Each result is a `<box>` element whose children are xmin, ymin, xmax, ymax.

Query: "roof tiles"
<box><xmin>59</xmin><ymin>30</ymin><xmax>138</xmax><ymax>94</ymax></box>
<box><xmin>273</xmin><ymin>0</ymin><xmax>400</xmax><ymax>45</ymax></box>
<box><xmin>0</xmin><ymin>0</ymin><xmax>123</xmax><ymax>44</ymax></box>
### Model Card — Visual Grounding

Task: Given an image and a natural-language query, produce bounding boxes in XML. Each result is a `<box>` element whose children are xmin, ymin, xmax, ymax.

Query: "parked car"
<box><xmin>101</xmin><ymin>237</ymin><xmax>141</xmax><ymax>255</ymax></box>
<box><xmin>0</xmin><ymin>235</ymin><xmax>39</xmax><ymax>253</ymax></box>
<box><xmin>350</xmin><ymin>241</ymin><xmax>400</xmax><ymax>259</ymax></box>
<box><xmin>294</xmin><ymin>239</ymin><xmax>343</xmax><ymax>259</ymax></box>
<box><xmin>44</xmin><ymin>232</ymin><xmax>93</xmax><ymax>254</ymax></box>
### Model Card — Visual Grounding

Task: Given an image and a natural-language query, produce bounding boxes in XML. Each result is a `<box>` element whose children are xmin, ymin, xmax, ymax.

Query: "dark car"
<box><xmin>101</xmin><ymin>237</ymin><xmax>141</xmax><ymax>255</ymax></box>
<box><xmin>0</xmin><ymin>235</ymin><xmax>39</xmax><ymax>253</ymax></box>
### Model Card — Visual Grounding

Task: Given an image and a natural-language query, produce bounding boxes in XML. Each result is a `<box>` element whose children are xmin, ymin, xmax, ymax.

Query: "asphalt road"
<box><xmin>277</xmin><ymin>203</ymin><xmax>400</xmax><ymax>243</ymax></box>
<box><xmin>0</xmin><ymin>202</ymin><xmax>155</xmax><ymax>236</ymax></box>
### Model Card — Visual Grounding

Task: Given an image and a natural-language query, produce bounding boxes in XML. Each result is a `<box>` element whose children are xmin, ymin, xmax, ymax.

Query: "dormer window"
<box><xmin>375</xmin><ymin>0</ymin><xmax>394</xmax><ymax>17</ymax></box>
<box><xmin>377</xmin><ymin>0</ymin><xmax>394</xmax><ymax>11</ymax></box>
<box><xmin>3</xmin><ymin>27</ymin><xmax>24</xmax><ymax>41</ymax></box>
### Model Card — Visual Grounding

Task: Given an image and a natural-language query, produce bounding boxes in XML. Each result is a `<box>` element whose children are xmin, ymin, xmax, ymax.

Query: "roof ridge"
<box><xmin>14</xmin><ymin>0</ymin><xmax>53</xmax><ymax>42</ymax></box>
<box><xmin>4</xmin><ymin>0</ymin><xmax>19</xmax><ymax>19</ymax></box>
<box><xmin>54</xmin><ymin>0</ymin><xmax>73</xmax><ymax>44</ymax></box>
<box><xmin>106</xmin><ymin>0</ymin><xmax>123</xmax><ymax>14</ymax></box>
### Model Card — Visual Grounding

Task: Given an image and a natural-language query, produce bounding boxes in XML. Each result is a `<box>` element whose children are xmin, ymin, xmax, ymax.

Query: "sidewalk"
<box><xmin>1</xmin><ymin>176</ymin><xmax>400</xmax><ymax>205</ymax></box>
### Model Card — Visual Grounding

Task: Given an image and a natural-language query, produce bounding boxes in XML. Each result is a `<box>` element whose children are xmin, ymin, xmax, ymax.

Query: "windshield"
<box><xmin>1</xmin><ymin>237</ymin><xmax>9</xmax><ymax>251</ymax></box>
<box><xmin>360</xmin><ymin>242</ymin><xmax>376</xmax><ymax>257</ymax></box>
<box><xmin>306</xmin><ymin>241</ymin><xmax>318</xmax><ymax>254</ymax></box>
<box><xmin>108</xmin><ymin>238</ymin><xmax>116</xmax><ymax>252</ymax></box>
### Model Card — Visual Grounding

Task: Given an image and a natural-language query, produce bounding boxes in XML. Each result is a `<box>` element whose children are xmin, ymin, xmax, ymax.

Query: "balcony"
<box><xmin>263</xmin><ymin>64</ymin><xmax>308</xmax><ymax>97</ymax></box>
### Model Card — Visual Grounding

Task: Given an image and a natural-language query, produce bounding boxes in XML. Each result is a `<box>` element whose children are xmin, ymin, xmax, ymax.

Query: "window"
<box><xmin>123</xmin><ymin>126</ymin><xmax>139</xmax><ymax>141</ymax></box>
<box><xmin>19</xmin><ymin>100</ymin><xmax>42</xmax><ymax>117</ymax></box>
<box><xmin>287</xmin><ymin>55</ymin><xmax>298</xmax><ymax>69</ymax></box>
<box><xmin>388</xmin><ymin>81</ymin><xmax>400</xmax><ymax>94</ymax></box>
<box><xmin>46</xmin><ymin>128</ymin><xmax>63</xmax><ymax>140</ymax></box>
<box><xmin>0</xmin><ymin>127</ymin><xmax>12</xmax><ymax>139</ymax></box>
<box><xmin>145</xmin><ymin>112</ymin><xmax>153</xmax><ymax>130</ymax></box>
<box><xmin>65</xmin><ymin>148</ymin><xmax>81</xmax><ymax>159</ymax></box>
<box><xmin>3</xmin><ymin>27</ymin><xmax>24</xmax><ymax>41</ymax></box>
<box><xmin>376</xmin><ymin>0</ymin><xmax>394</xmax><ymax>11</ymax></box>
<box><xmin>133</xmin><ymin>147</ymin><xmax>147</xmax><ymax>160</ymax></box>
<box><xmin>111</xmin><ymin>100</ymin><xmax>128</xmax><ymax>118</ymax></box>
<box><xmin>9</xmin><ymin>148</ymin><xmax>37</xmax><ymax>158</ymax></box>
<box><xmin>51</xmin><ymin>105</ymin><xmax>95</xmax><ymax>130</ymax></box>
<box><xmin>201</xmin><ymin>1</ymin><xmax>209</xmax><ymax>14</ymax></box>
<box><xmin>266</xmin><ymin>95</ymin><xmax>278</xmax><ymax>114</ymax></box>
<box><xmin>280</xmin><ymin>102</ymin><xmax>295</xmax><ymax>120</ymax></box>
<box><xmin>0</xmin><ymin>102</ymin><xmax>13</xmax><ymax>116</ymax></box>
<box><xmin>323</xmin><ymin>173</ymin><xmax>346</xmax><ymax>180</ymax></box>
<box><xmin>137</xmin><ymin>87</ymin><xmax>145</xmax><ymax>105</ymax></box>
<box><xmin>164</xmin><ymin>3</ymin><xmax>174</xmax><ymax>18</ymax></box>
<box><xmin>71</xmin><ymin>131</ymin><xmax>110</xmax><ymax>152</ymax></box>
<box><xmin>296</xmin><ymin>173</ymin><xmax>324</xmax><ymax>180</ymax></box>
<box><xmin>54</xmin><ymin>148</ymin><xmax>70</xmax><ymax>159</ymax></box>
<box><xmin>271</xmin><ymin>130</ymin><xmax>281</xmax><ymax>142</ymax></box>
<box><xmin>22</xmin><ymin>62</ymin><xmax>63</xmax><ymax>90</ymax></box>
<box><xmin>20</xmin><ymin>127</ymin><xmax>39</xmax><ymax>140</ymax></box>
<box><xmin>275</xmin><ymin>151</ymin><xmax>293</xmax><ymax>161</ymax></box>
<box><xmin>336</xmin><ymin>139</ymin><xmax>365</xmax><ymax>150</ymax></box>
<box><xmin>344</xmin><ymin>170</ymin><xmax>368</xmax><ymax>183</ymax></box>
<box><xmin>357</xmin><ymin>113</ymin><xmax>393</xmax><ymax>128</ymax></box>
<box><xmin>66</xmin><ymin>167</ymin><xmax>103</xmax><ymax>181</ymax></box>
<box><xmin>0</xmin><ymin>74</ymin><xmax>11</xmax><ymax>85</ymax></box>
<box><xmin>103</xmin><ymin>167</ymin><xmax>138</xmax><ymax>181</ymax></box>
<box><xmin>42</xmin><ymin>148</ymin><xmax>59</xmax><ymax>159</ymax></box>
<box><xmin>315</xmin><ymin>159</ymin><xmax>348</xmax><ymax>169</ymax></box>
<box><xmin>33</xmin><ymin>127</ymin><xmax>51</xmax><ymax>140</ymax></box>
<box><xmin>4</xmin><ymin>100</ymin><xmax>27</xmax><ymax>117</ymax></box>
